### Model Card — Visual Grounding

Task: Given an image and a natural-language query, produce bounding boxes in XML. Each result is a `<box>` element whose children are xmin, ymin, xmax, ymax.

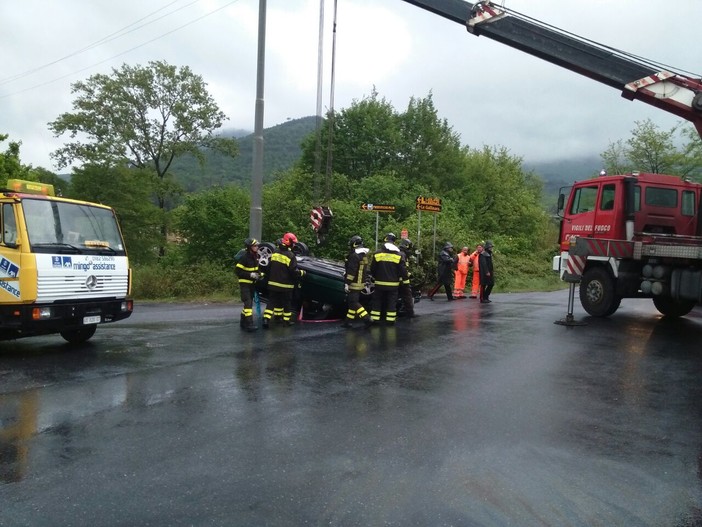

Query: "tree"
<box><xmin>0</xmin><ymin>134</ymin><xmax>29</xmax><ymax>186</ymax></box>
<box><xmin>48</xmin><ymin>60</ymin><xmax>238</xmax><ymax>255</ymax></box>
<box><xmin>172</xmin><ymin>185</ymin><xmax>251</xmax><ymax>267</ymax></box>
<box><xmin>69</xmin><ymin>165</ymin><xmax>162</xmax><ymax>265</ymax></box>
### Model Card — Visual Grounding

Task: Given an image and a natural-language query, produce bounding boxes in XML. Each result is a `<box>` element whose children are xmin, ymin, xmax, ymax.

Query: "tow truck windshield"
<box><xmin>22</xmin><ymin>198</ymin><xmax>126</xmax><ymax>255</ymax></box>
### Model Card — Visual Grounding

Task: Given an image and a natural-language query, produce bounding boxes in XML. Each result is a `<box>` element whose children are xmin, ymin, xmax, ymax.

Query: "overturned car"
<box><xmin>253</xmin><ymin>241</ymin><xmax>420</xmax><ymax>321</ymax></box>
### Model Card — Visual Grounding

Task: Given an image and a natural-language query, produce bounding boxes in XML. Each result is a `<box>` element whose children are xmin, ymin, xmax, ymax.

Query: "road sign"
<box><xmin>415</xmin><ymin>196</ymin><xmax>442</xmax><ymax>212</ymax></box>
<box><xmin>360</xmin><ymin>203</ymin><xmax>396</xmax><ymax>213</ymax></box>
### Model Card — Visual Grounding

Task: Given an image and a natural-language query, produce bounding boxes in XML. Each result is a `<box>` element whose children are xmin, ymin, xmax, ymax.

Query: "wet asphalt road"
<box><xmin>1</xmin><ymin>291</ymin><xmax>702</xmax><ymax>526</ymax></box>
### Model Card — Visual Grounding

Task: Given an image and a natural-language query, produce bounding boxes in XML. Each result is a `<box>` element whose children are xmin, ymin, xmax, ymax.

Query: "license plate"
<box><xmin>83</xmin><ymin>315</ymin><xmax>101</xmax><ymax>325</ymax></box>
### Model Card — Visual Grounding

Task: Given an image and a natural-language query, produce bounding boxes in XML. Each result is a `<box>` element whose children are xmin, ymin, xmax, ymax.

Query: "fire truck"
<box><xmin>400</xmin><ymin>0</ymin><xmax>702</xmax><ymax>318</ymax></box>
<box><xmin>0</xmin><ymin>179</ymin><xmax>133</xmax><ymax>343</ymax></box>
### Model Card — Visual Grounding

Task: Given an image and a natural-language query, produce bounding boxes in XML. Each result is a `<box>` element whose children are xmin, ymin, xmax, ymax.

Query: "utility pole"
<box><xmin>249</xmin><ymin>0</ymin><xmax>266</xmax><ymax>241</ymax></box>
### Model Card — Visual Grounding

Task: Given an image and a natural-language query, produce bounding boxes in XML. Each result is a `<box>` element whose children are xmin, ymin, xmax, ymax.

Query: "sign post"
<box><xmin>415</xmin><ymin>196</ymin><xmax>442</xmax><ymax>258</ymax></box>
<box><xmin>360</xmin><ymin>203</ymin><xmax>396</xmax><ymax>248</ymax></box>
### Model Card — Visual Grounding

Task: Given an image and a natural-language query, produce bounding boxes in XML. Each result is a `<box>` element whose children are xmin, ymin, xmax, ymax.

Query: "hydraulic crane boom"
<box><xmin>400</xmin><ymin>0</ymin><xmax>702</xmax><ymax>138</ymax></box>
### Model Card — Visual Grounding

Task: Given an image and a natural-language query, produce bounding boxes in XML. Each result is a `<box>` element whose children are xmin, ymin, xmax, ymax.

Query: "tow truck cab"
<box><xmin>0</xmin><ymin>179</ymin><xmax>133</xmax><ymax>343</ymax></box>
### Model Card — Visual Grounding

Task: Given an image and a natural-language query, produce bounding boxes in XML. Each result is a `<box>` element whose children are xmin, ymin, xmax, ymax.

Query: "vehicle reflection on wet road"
<box><xmin>1</xmin><ymin>291</ymin><xmax>701</xmax><ymax>526</ymax></box>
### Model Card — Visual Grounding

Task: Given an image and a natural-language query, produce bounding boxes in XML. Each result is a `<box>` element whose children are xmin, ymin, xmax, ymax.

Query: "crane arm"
<box><xmin>400</xmin><ymin>0</ymin><xmax>702</xmax><ymax>138</ymax></box>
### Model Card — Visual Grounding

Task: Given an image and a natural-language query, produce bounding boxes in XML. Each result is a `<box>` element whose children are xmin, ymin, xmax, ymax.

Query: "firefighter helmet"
<box><xmin>384</xmin><ymin>232</ymin><xmax>397</xmax><ymax>243</ymax></box>
<box><xmin>349</xmin><ymin>235</ymin><xmax>364</xmax><ymax>248</ymax></box>
<box><xmin>484</xmin><ymin>240</ymin><xmax>494</xmax><ymax>250</ymax></box>
<box><xmin>399</xmin><ymin>238</ymin><xmax>413</xmax><ymax>252</ymax></box>
<box><xmin>281</xmin><ymin>232</ymin><xmax>298</xmax><ymax>247</ymax></box>
<box><xmin>443</xmin><ymin>242</ymin><xmax>454</xmax><ymax>250</ymax></box>
<box><xmin>244</xmin><ymin>237</ymin><xmax>259</xmax><ymax>249</ymax></box>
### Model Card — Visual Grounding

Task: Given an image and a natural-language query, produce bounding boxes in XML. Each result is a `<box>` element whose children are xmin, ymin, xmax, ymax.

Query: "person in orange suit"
<box><xmin>453</xmin><ymin>246</ymin><xmax>470</xmax><ymax>298</ymax></box>
<box><xmin>468</xmin><ymin>243</ymin><xmax>483</xmax><ymax>299</ymax></box>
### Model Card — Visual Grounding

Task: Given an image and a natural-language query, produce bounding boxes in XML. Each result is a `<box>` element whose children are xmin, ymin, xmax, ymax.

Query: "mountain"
<box><xmin>525</xmin><ymin>155</ymin><xmax>603</xmax><ymax>197</ymax></box>
<box><xmin>170</xmin><ymin>115</ymin><xmax>602</xmax><ymax>199</ymax></box>
<box><xmin>170</xmin><ymin>116</ymin><xmax>318</xmax><ymax>192</ymax></box>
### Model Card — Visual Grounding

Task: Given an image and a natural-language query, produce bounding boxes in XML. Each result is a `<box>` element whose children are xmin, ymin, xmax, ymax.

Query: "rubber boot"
<box><xmin>240</xmin><ymin>313</ymin><xmax>246</xmax><ymax>329</ymax></box>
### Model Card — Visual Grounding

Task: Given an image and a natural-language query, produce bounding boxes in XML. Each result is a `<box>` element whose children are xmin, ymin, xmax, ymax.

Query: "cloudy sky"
<box><xmin>1</xmin><ymin>0</ymin><xmax>700</xmax><ymax>172</ymax></box>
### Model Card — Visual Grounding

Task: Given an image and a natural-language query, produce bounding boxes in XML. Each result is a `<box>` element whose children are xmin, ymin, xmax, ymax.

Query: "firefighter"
<box><xmin>468</xmin><ymin>243</ymin><xmax>483</xmax><ymax>298</ymax></box>
<box><xmin>235</xmin><ymin>237</ymin><xmax>260</xmax><ymax>332</ymax></box>
<box><xmin>263</xmin><ymin>232</ymin><xmax>305</xmax><ymax>328</ymax></box>
<box><xmin>342</xmin><ymin>235</ymin><xmax>372</xmax><ymax>328</ymax></box>
<box><xmin>398</xmin><ymin>238</ymin><xmax>417</xmax><ymax>318</ymax></box>
<box><xmin>370</xmin><ymin>233</ymin><xmax>407</xmax><ymax>325</ymax></box>
<box><xmin>479</xmin><ymin>240</ymin><xmax>495</xmax><ymax>303</ymax></box>
<box><xmin>427</xmin><ymin>242</ymin><xmax>455</xmax><ymax>301</ymax></box>
<box><xmin>453</xmin><ymin>246</ymin><xmax>470</xmax><ymax>298</ymax></box>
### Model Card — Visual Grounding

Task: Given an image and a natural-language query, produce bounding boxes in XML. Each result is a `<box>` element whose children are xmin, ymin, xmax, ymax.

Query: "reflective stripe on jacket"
<box><xmin>370</xmin><ymin>244</ymin><xmax>407</xmax><ymax>290</ymax></box>
<box><xmin>345</xmin><ymin>248</ymin><xmax>370</xmax><ymax>291</ymax></box>
<box><xmin>268</xmin><ymin>248</ymin><xmax>302</xmax><ymax>291</ymax></box>
<box><xmin>235</xmin><ymin>251</ymin><xmax>259</xmax><ymax>284</ymax></box>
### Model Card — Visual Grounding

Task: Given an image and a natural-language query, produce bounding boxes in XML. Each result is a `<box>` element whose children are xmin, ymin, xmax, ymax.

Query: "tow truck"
<box><xmin>399</xmin><ymin>0</ymin><xmax>702</xmax><ymax>318</ymax></box>
<box><xmin>0</xmin><ymin>179</ymin><xmax>132</xmax><ymax>343</ymax></box>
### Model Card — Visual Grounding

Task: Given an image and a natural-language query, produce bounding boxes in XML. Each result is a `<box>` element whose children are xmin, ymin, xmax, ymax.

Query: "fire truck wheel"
<box><xmin>579</xmin><ymin>267</ymin><xmax>621</xmax><ymax>317</ymax></box>
<box><xmin>60</xmin><ymin>324</ymin><xmax>97</xmax><ymax>344</ymax></box>
<box><xmin>652</xmin><ymin>296</ymin><xmax>695</xmax><ymax>318</ymax></box>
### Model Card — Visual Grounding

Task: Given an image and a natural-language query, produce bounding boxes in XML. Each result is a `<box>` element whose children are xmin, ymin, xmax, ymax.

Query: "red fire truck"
<box><xmin>401</xmin><ymin>0</ymin><xmax>702</xmax><ymax>317</ymax></box>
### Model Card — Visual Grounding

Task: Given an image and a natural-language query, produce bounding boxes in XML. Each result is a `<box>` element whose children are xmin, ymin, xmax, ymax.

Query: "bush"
<box><xmin>132</xmin><ymin>260</ymin><xmax>238</xmax><ymax>300</ymax></box>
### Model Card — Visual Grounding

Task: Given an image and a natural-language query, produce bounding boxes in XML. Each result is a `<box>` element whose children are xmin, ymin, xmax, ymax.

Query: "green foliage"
<box><xmin>49</xmin><ymin>61</ymin><xmax>233</xmax><ymax>174</ymax></box>
<box><xmin>170</xmin><ymin>117</ymin><xmax>317</xmax><ymax>192</ymax></box>
<box><xmin>601</xmin><ymin>119</ymin><xmax>702</xmax><ymax>179</ymax></box>
<box><xmin>172</xmin><ymin>185</ymin><xmax>251</xmax><ymax>266</ymax></box>
<box><xmin>48</xmin><ymin>61</ymin><xmax>236</xmax><ymax>256</ymax></box>
<box><xmin>132</xmin><ymin>260</ymin><xmax>237</xmax><ymax>300</ymax></box>
<box><xmin>0</xmin><ymin>134</ymin><xmax>30</xmax><ymax>186</ymax></box>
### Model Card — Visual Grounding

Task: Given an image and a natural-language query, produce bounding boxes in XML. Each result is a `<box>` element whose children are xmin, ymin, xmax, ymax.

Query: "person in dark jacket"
<box><xmin>479</xmin><ymin>240</ymin><xmax>495</xmax><ymax>303</ymax></box>
<box><xmin>343</xmin><ymin>235</ymin><xmax>372</xmax><ymax>328</ymax></box>
<box><xmin>235</xmin><ymin>237</ymin><xmax>260</xmax><ymax>332</ymax></box>
<box><xmin>369</xmin><ymin>233</ymin><xmax>407</xmax><ymax>325</ymax></box>
<box><xmin>263</xmin><ymin>232</ymin><xmax>305</xmax><ymax>327</ymax></box>
<box><xmin>428</xmin><ymin>242</ymin><xmax>455</xmax><ymax>301</ymax></box>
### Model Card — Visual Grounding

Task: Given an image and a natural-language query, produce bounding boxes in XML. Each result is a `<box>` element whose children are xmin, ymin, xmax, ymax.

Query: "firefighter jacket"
<box><xmin>267</xmin><ymin>247</ymin><xmax>304</xmax><ymax>292</ymax></box>
<box><xmin>345</xmin><ymin>247</ymin><xmax>370</xmax><ymax>291</ymax></box>
<box><xmin>235</xmin><ymin>250</ymin><xmax>259</xmax><ymax>284</ymax></box>
<box><xmin>370</xmin><ymin>243</ymin><xmax>408</xmax><ymax>291</ymax></box>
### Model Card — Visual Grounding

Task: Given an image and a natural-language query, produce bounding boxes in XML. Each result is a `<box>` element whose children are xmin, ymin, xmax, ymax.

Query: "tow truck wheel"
<box><xmin>652</xmin><ymin>296</ymin><xmax>695</xmax><ymax>318</ymax></box>
<box><xmin>60</xmin><ymin>324</ymin><xmax>97</xmax><ymax>344</ymax></box>
<box><xmin>579</xmin><ymin>267</ymin><xmax>621</xmax><ymax>317</ymax></box>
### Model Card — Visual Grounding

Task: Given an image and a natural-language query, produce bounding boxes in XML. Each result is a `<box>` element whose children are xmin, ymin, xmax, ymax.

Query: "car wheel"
<box><xmin>293</xmin><ymin>241</ymin><xmax>309</xmax><ymax>257</ymax></box>
<box><xmin>257</xmin><ymin>242</ymin><xmax>276</xmax><ymax>270</ymax></box>
<box><xmin>60</xmin><ymin>324</ymin><xmax>97</xmax><ymax>344</ymax></box>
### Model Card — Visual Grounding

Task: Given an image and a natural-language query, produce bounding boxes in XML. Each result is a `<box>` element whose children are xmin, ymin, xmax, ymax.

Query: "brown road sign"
<box><xmin>415</xmin><ymin>196</ymin><xmax>442</xmax><ymax>212</ymax></box>
<box><xmin>360</xmin><ymin>203</ymin><xmax>396</xmax><ymax>213</ymax></box>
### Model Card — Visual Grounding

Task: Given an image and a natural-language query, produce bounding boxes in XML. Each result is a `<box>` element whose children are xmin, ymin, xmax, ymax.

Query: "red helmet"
<box><xmin>281</xmin><ymin>232</ymin><xmax>298</xmax><ymax>247</ymax></box>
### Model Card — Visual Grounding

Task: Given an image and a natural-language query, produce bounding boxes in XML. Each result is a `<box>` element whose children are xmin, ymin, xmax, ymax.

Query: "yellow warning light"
<box><xmin>6</xmin><ymin>179</ymin><xmax>55</xmax><ymax>196</ymax></box>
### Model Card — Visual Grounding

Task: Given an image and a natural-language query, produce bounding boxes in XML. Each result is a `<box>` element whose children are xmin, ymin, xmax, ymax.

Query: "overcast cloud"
<box><xmin>1</xmin><ymin>0</ymin><xmax>700</xmax><ymax>172</ymax></box>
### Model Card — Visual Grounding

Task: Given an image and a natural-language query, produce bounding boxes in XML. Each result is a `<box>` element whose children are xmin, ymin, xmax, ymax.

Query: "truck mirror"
<box><xmin>557</xmin><ymin>193</ymin><xmax>565</xmax><ymax>213</ymax></box>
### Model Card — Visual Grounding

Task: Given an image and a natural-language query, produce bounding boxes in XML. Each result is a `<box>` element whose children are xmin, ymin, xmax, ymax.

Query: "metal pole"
<box><xmin>375</xmin><ymin>211</ymin><xmax>379</xmax><ymax>249</ymax></box>
<box><xmin>432</xmin><ymin>213</ymin><xmax>437</xmax><ymax>256</ymax></box>
<box><xmin>249</xmin><ymin>0</ymin><xmax>266</xmax><ymax>241</ymax></box>
<box><xmin>417</xmin><ymin>210</ymin><xmax>422</xmax><ymax>264</ymax></box>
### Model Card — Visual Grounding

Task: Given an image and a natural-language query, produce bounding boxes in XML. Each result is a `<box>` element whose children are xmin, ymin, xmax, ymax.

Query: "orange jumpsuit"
<box><xmin>453</xmin><ymin>251</ymin><xmax>470</xmax><ymax>298</ymax></box>
<box><xmin>469</xmin><ymin>249</ymin><xmax>481</xmax><ymax>298</ymax></box>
